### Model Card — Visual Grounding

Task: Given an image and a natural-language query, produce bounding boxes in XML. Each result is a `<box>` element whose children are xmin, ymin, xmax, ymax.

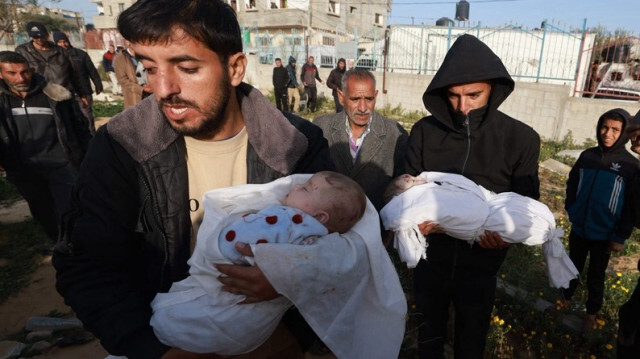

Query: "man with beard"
<box><xmin>0</xmin><ymin>51</ymin><xmax>89</xmax><ymax>243</ymax></box>
<box><xmin>52</xmin><ymin>0</ymin><xmax>333</xmax><ymax>358</ymax></box>
<box><xmin>314</xmin><ymin>68</ymin><xmax>407</xmax><ymax>211</ymax></box>
<box><xmin>406</xmin><ymin>34</ymin><xmax>540</xmax><ymax>358</ymax></box>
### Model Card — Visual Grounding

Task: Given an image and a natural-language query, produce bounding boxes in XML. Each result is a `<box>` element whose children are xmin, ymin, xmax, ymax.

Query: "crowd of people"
<box><xmin>1</xmin><ymin>1</ymin><xmax>639</xmax><ymax>358</ymax></box>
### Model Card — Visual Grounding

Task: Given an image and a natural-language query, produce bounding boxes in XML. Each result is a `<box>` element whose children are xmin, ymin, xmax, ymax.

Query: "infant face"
<box><xmin>283</xmin><ymin>173</ymin><xmax>332</xmax><ymax>216</ymax></box>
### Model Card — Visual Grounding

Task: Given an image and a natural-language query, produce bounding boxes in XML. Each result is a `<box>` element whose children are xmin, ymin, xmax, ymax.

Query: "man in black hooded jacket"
<box><xmin>406</xmin><ymin>34</ymin><xmax>540</xmax><ymax>358</ymax></box>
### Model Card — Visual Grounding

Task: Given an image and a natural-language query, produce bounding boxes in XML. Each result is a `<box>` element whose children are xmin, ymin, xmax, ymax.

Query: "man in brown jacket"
<box><xmin>113</xmin><ymin>43</ymin><xmax>151</xmax><ymax>108</ymax></box>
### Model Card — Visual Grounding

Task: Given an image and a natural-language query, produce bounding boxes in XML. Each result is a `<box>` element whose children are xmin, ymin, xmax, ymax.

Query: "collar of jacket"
<box><xmin>106</xmin><ymin>82</ymin><xmax>308</xmax><ymax>174</ymax></box>
<box><xmin>0</xmin><ymin>73</ymin><xmax>71</xmax><ymax>101</ymax></box>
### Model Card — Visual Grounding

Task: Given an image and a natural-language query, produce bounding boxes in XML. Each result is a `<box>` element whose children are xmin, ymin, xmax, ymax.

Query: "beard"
<box><xmin>158</xmin><ymin>71</ymin><xmax>232</xmax><ymax>138</ymax></box>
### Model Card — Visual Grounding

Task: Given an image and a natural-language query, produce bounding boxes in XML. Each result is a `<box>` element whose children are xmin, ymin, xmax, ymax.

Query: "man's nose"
<box><xmin>153</xmin><ymin>70</ymin><xmax>179</xmax><ymax>99</ymax></box>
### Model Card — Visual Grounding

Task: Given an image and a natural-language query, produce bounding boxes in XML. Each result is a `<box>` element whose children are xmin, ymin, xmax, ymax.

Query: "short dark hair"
<box><xmin>275</xmin><ymin>58</ymin><xmax>282</xmax><ymax>62</ymax></box>
<box><xmin>117</xmin><ymin>0</ymin><xmax>242</xmax><ymax>63</ymax></box>
<box><xmin>0</xmin><ymin>51</ymin><xmax>29</xmax><ymax>65</ymax></box>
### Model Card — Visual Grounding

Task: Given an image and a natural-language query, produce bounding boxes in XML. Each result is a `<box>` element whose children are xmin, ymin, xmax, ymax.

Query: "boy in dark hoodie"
<box><xmin>406</xmin><ymin>34</ymin><xmax>540</xmax><ymax>358</ymax></box>
<box><xmin>286</xmin><ymin>56</ymin><xmax>301</xmax><ymax>112</ymax></box>
<box><xmin>562</xmin><ymin>108</ymin><xmax>638</xmax><ymax>333</ymax></box>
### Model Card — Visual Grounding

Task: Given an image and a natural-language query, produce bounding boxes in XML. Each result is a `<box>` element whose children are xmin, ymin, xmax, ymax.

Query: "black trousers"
<box><xmin>305</xmin><ymin>86</ymin><xmax>318</xmax><ymax>112</ymax></box>
<box><xmin>8</xmin><ymin>163</ymin><xmax>77</xmax><ymax>241</ymax></box>
<box><xmin>562</xmin><ymin>231</ymin><xmax>611</xmax><ymax>314</ymax></box>
<box><xmin>414</xmin><ymin>245</ymin><xmax>498</xmax><ymax>359</ymax></box>
<box><xmin>618</xmin><ymin>276</ymin><xmax>640</xmax><ymax>358</ymax></box>
<box><xmin>274</xmin><ymin>87</ymin><xmax>289</xmax><ymax>111</ymax></box>
<box><xmin>332</xmin><ymin>93</ymin><xmax>343</xmax><ymax>113</ymax></box>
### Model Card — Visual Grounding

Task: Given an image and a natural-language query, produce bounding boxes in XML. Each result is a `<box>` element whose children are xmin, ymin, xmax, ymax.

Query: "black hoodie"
<box><xmin>406</xmin><ymin>34</ymin><xmax>541</xmax><ymax>276</ymax></box>
<box><xmin>407</xmin><ymin>34</ymin><xmax>540</xmax><ymax>198</ymax></box>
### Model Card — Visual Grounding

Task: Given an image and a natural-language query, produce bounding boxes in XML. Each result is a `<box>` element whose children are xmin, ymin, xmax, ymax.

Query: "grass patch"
<box><xmin>0</xmin><ymin>219</ymin><xmax>49</xmax><ymax>304</ymax></box>
<box><xmin>0</xmin><ymin>178</ymin><xmax>21</xmax><ymax>202</ymax></box>
<box><xmin>93</xmin><ymin>100</ymin><xmax>124</xmax><ymax>118</ymax></box>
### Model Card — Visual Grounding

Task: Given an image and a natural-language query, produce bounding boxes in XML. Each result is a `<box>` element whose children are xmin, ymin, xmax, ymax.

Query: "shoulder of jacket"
<box><xmin>42</xmin><ymin>83</ymin><xmax>73</xmax><ymax>102</ymax></box>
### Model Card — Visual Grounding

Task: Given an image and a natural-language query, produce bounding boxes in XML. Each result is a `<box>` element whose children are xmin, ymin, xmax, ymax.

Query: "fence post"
<box><xmin>447</xmin><ymin>22</ymin><xmax>453</xmax><ymax>50</ymax></box>
<box><xmin>536</xmin><ymin>20</ymin><xmax>547</xmax><ymax>82</ymax></box>
<box><xmin>354</xmin><ymin>27</ymin><xmax>359</xmax><ymax>64</ymax></box>
<box><xmin>418</xmin><ymin>25</ymin><xmax>424</xmax><ymax>74</ymax></box>
<box><xmin>572</xmin><ymin>18</ymin><xmax>588</xmax><ymax>97</ymax></box>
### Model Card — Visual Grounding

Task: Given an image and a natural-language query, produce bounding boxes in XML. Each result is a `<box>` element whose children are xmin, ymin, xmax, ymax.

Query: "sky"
<box><xmin>51</xmin><ymin>0</ymin><xmax>639</xmax><ymax>34</ymax></box>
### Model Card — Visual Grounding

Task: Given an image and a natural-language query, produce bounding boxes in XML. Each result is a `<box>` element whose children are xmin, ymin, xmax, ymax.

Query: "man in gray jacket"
<box><xmin>314</xmin><ymin>68</ymin><xmax>408</xmax><ymax>211</ymax></box>
<box><xmin>53</xmin><ymin>1</ymin><xmax>333</xmax><ymax>358</ymax></box>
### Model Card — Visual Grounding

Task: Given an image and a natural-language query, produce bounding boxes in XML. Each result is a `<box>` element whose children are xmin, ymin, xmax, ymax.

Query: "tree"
<box><xmin>0</xmin><ymin>0</ymin><xmax>64</xmax><ymax>41</ymax></box>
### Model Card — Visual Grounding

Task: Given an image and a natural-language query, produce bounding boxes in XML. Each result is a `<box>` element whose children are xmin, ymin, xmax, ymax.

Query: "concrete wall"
<box><xmin>245</xmin><ymin>54</ymin><xmax>640</xmax><ymax>144</ymax></box>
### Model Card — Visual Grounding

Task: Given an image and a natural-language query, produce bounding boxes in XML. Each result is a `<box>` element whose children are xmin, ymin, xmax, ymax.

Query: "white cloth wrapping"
<box><xmin>379</xmin><ymin>172</ymin><xmax>490</xmax><ymax>267</ymax></box>
<box><xmin>150</xmin><ymin>174</ymin><xmax>407</xmax><ymax>358</ymax></box>
<box><xmin>380</xmin><ymin>171</ymin><xmax>578</xmax><ymax>288</ymax></box>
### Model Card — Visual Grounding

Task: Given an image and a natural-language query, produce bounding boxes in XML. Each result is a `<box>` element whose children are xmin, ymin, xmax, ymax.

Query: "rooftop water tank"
<box><xmin>436</xmin><ymin>17</ymin><xmax>454</xmax><ymax>27</ymax></box>
<box><xmin>455</xmin><ymin>0</ymin><xmax>470</xmax><ymax>21</ymax></box>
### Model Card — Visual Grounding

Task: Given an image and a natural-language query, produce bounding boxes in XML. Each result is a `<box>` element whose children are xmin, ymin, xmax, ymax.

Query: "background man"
<box><xmin>272</xmin><ymin>57</ymin><xmax>289</xmax><ymax>111</ymax></box>
<box><xmin>102</xmin><ymin>44</ymin><xmax>121</xmax><ymax>95</ymax></box>
<box><xmin>113</xmin><ymin>42</ymin><xmax>151</xmax><ymax>108</ymax></box>
<box><xmin>53</xmin><ymin>31</ymin><xmax>103</xmax><ymax>134</ymax></box>
<box><xmin>52</xmin><ymin>1</ymin><xmax>333</xmax><ymax>358</ymax></box>
<box><xmin>314</xmin><ymin>68</ymin><xmax>407</xmax><ymax>211</ymax></box>
<box><xmin>286</xmin><ymin>56</ymin><xmax>301</xmax><ymax>112</ymax></box>
<box><xmin>15</xmin><ymin>22</ymin><xmax>87</xmax><ymax>110</ymax></box>
<box><xmin>0</xmin><ymin>51</ymin><xmax>89</xmax><ymax>243</ymax></box>
<box><xmin>300</xmin><ymin>56</ymin><xmax>322</xmax><ymax>112</ymax></box>
<box><xmin>406</xmin><ymin>34</ymin><xmax>540</xmax><ymax>358</ymax></box>
<box><xmin>326</xmin><ymin>58</ymin><xmax>346</xmax><ymax>113</ymax></box>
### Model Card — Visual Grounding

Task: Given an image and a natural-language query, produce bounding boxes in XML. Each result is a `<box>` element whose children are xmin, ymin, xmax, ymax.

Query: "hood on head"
<box><xmin>336</xmin><ymin>58</ymin><xmax>346</xmax><ymax>71</ymax></box>
<box><xmin>288</xmin><ymin>56</ymin><xmax>296</xmax><ymax>65</ymax></box>
<box><xmin>422</xmin><ymin>34</ymin><xmax>514</xmax><ymax>130</ymax></box>
<box><xmin>597</xmin><ymin>108</ymin><xmax>631</xmax><ymax>151</ymax></box>
<box><xmin>52</xmin><ymin>31</ymin><xmax>70</xmax><ymax>46</ymax></box>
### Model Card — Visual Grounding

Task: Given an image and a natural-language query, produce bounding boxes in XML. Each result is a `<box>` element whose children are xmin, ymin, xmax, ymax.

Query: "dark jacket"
<box><xmin>65</xmin><ymin>46</ymin><xmax>103</xmax><ymax>96</ymax></box>
<box><xmin>300</xmin><ymin>62</ymin><xmax>322</xmax><ymax>87</ymax></box>
<box><xmin>53</xmin><ymin>83</ymin><xmax>332</xmax><ymax>359</ymax></box>
<box><xmin>0</xmin><ymin>73</ymin><xmax>90</xmax><ymax>175</ymax></box>
<box><xmin>326</xmin><ymin>59</ymin><xmax>345</xmax><ymax>97</ymax></box>
<box><xmin>286</xmin><ymin>56</ymin><xmax>299</xmax><ymax>88</ymax></box>
<box><xmin>406</xmin><ymin>34</ymin><xmax>540</xmax><ymax>275</ymax></box>
<box><xmin>15</xmin><ymin>41</ymin><xmax>83</xmax><ymax>95</ymax></box>
<box><xmin>272</xmin><ymin>65</ymin><xmax>289</xmax><ymax>89</ymax></box>
<box><xmin>314</xmin><ymin>111</ymin><xmax>408</xmax><ymax>210</ymax></box>
<box><xmin>565</xmin><ymin>108</ymin><xmax>637</xmax><ymax>244</ymax></box>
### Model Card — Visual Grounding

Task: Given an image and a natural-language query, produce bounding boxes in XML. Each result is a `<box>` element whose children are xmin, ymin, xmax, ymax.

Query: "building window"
<box><xmin>350</xmin><ymin>6</ymin><xmax>357</xmax><ymax>13</ymax></box>
<box><xmin>281</xmin><ymin>0</ymin><xmax>287</xmax><ymax>8</ymax></box>
<box><xmin>322</xmin><ymin>36</ymin><xmax>335</xmax><ymax>46</ymax></box>
<box><xmin>246</xmin><ymin>0</ymin><xmax>256</xmax><ymax>10</ymax></box>
<box><xmin>320</xmin><ymin>55</ymin><xmax>334</xmax><ymax>68</ymax></box>
<box><xmin>328</xmin><ymin>0</ymin><xmax>339</xmax><ymax>15</ymax></box>
<box><xmin>286</xmin><ymin>37</ymin><xmax>303</xmax><ymax>46</ymax></box>
<box><xmin>108</xmin><ymin>5</ymin><xmax>112</xmax><ymax>16</ymax></box>
<box><xmin>375</xmin><ymin>13</ymin><xmax>383</xmax><ymax>25</ymax></box>
<box><xmin>118</xmin><ymin>3</ymin><xmax>125</xmax><ymax>12</ymax></box>
<box><xmin>231</xmin><ymin>0</ymin><xmax>237</xmax><ymax>10</ymax></box>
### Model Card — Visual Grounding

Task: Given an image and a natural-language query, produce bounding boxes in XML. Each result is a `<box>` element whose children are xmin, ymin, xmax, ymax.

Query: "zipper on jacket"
<box><xmin>461</xmin><ymin>115</ymin><xmax>471</xmax><ymax>174</ymax></box>
<box><xmin>581</xmin><ymin>169</ymin><xmax>600</xmax><ymax>236</ymax></box>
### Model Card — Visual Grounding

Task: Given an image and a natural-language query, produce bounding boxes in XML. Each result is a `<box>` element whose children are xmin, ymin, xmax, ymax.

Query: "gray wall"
<box><xmin>245</xmin><ymin>55</ymin><xmax>640</xmax><ymax>144</ymax></box>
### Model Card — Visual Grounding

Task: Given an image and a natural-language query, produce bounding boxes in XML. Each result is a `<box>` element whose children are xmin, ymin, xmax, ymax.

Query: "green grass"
<box><xmin>93</xmin><ymin>100</ymin><xmax>124</xmax><ymax>118</ymax></box>
<box><xmin>0</xmin><ymin>219</ymin><xmax>49</xmax><ymax>304</ymax></box>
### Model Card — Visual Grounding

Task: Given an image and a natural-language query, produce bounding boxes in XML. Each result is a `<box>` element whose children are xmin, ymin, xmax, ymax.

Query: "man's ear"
<box><xmin>227</xmin><ymin>52</ymin><xmax>247</xmax><ymax>87</ymax></box>
<box><xmin>313</xmin><ymin>211</ymin><xmax>330</xmax><ymax>226</ymax></box>
<box><xmin>337</xmin><ymin>89</ymin><xmax>344</xmax><ymax>106</ymax></box>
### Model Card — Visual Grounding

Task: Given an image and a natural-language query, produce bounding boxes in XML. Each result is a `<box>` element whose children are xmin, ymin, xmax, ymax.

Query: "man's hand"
<box><xmin>161</xmin><ymin>347</ymin><xmax>220</xmax><ymax>359</ymax></box>
<box><xmin>626</xmin><ymin>124</ymin><xmax>640</xmax><ymax>155</ymax></box>
<box><xmin>417</xmin><ymin>221</ymin><xmax>444</xmax><ymax>236</ymax></box>
<box><xmin>80</xmin><ymin>96</ymin><xmax>90</xmax><ymax>108</ymax></box>
<box><xmin>477</xmin><ymin>230</ymin><xmax>510</xmax><ymax>249</ymax></box>
<box><xmin>216</xmin><ymin>242</ymin><xmax>279</xmax><ymax>304</ymax></box>
<box><xmin>609</xmin><ymin>241</ymin><xmax>624</xmax><ymax>253</ymax></box>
